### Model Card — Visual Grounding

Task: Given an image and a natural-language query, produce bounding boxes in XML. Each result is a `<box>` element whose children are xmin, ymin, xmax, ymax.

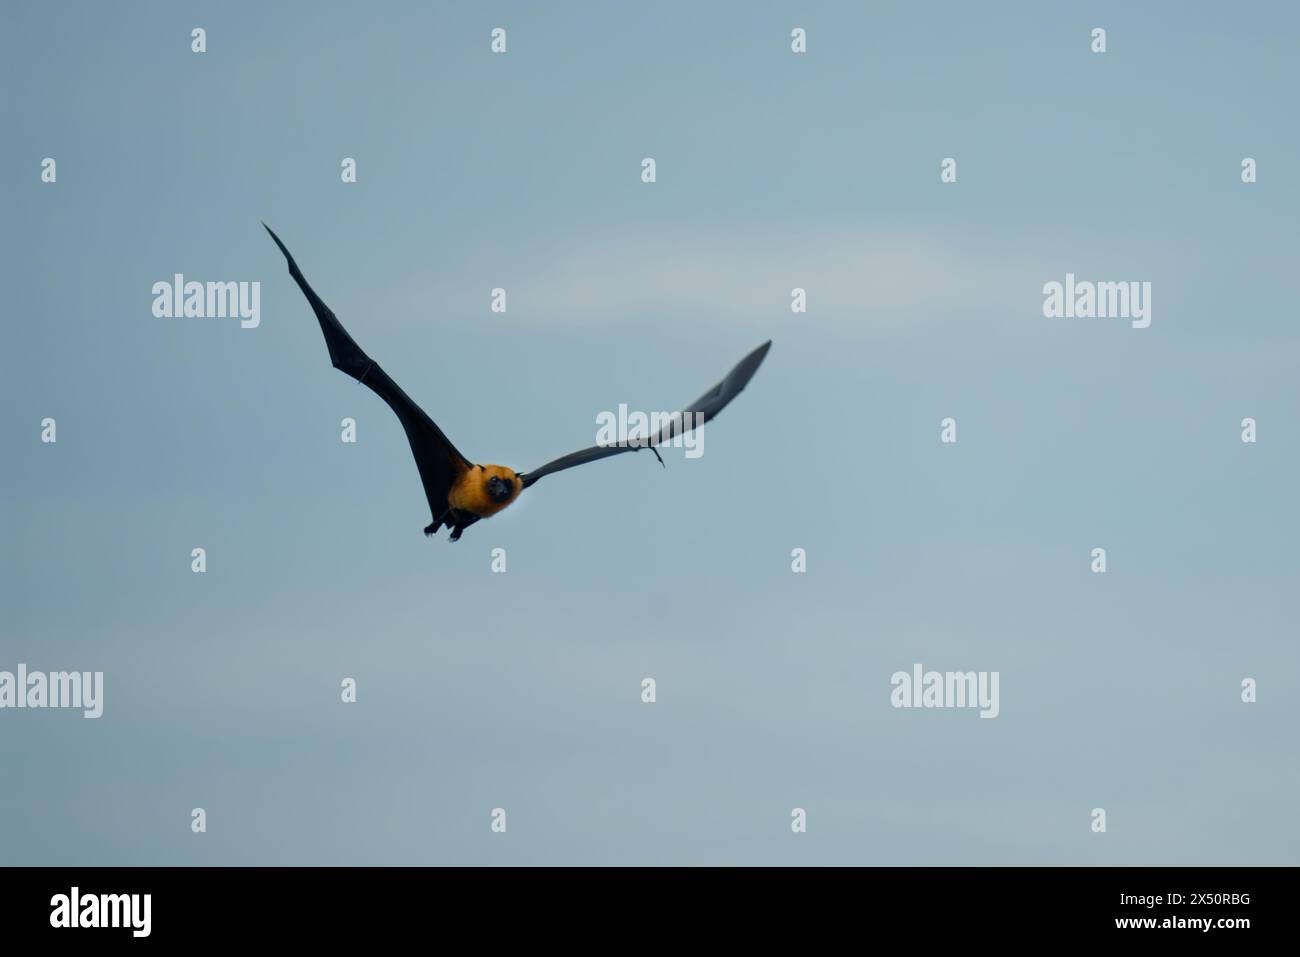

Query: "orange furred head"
<box><xmin>449</xmin><ymin>463</ymin><xmax>523</xmax><ymax>518</ymax></box>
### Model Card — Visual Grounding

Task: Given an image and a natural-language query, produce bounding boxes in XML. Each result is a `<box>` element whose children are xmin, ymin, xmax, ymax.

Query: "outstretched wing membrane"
<box><xmin>264</xmin><ymin>224</ymin><xmax>470</xmax><ymax>521</ymax></box>
<box><xmin>519</xmin><ymin>340</ymin><xmax>771</xmax><ymax>488</ymax></box>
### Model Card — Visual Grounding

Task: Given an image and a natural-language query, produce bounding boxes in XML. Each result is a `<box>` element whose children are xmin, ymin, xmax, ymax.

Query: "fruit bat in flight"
<box><xmin>263</xmin><ymin>224</ymin><xmax>771</xmax><ymax>542</ymax></box>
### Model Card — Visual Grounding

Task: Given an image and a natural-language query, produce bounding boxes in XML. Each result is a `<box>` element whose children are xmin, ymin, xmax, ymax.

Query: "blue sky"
<box><xmin>2</xmin><ymin>1</ymin><xmax>1298</xmax><ymax>865</ymax></box>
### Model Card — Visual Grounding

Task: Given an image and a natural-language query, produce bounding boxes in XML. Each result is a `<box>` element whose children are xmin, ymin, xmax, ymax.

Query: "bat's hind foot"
<box><xmin>426</xmin><ymin>509</ymin><xmax>473</xmax><ymax>542</ymax></box>
<box><xmin>423</xmin><ymin>519</ymin><xmax>464</xmax><ymax>542</ymax></box>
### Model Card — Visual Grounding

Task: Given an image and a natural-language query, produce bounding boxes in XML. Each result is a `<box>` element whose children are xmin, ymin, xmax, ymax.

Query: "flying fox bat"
<box><xmin>263</xmin><ymin>224</ymin><xmax>771</xmax><ymax>542</ymax></box>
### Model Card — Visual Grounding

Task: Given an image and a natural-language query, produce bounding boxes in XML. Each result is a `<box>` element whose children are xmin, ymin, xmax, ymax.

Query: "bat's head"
<box><xmin>487</xmin><ymin>474</ymin><xmax>514</xmax><ymax>502</ymax></box>
<box><xmin>480</xmin><ymin>465</ymin><xmax>521</xmax><ymax>505</ymax></box>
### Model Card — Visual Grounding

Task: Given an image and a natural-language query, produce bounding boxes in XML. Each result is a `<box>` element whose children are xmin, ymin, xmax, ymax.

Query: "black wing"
<box><xmin>519</xmin><ymin>340</ymin><xmax>771</xmax><ymax>488</ymax></box>
<box><xmin>263</xmin><ymin>224</ymin><xmax>471</xmax><ymax>521</ymax></box>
